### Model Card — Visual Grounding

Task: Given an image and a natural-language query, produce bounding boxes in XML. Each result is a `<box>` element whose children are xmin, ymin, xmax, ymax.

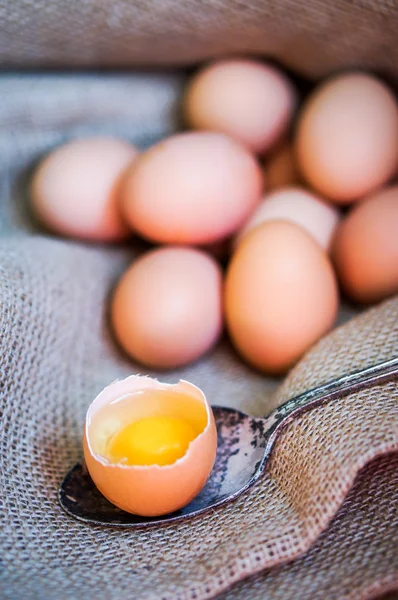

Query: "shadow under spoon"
<box><xmin>59</xmin><ymin>357</ymin><xmax>398</xmax><ymax>528</ymax></box>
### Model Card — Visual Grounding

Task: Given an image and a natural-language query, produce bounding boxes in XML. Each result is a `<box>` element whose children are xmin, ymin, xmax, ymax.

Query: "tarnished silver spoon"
<box><xmin>59</xmin><ymin>357</ymin><xmax>398</xmax><ymax>528</ymax></box>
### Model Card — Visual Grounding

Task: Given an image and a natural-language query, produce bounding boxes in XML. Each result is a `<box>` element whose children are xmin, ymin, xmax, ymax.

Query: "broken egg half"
<box><xmin>83</xmin><ymin>375</ymin><xmax>217</xmax><ymax>517</ymax></box>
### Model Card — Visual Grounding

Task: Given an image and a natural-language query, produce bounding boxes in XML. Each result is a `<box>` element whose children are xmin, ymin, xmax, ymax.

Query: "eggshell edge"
<box><xmin>83</xmin><ymin>375</ymin><xmax>218</xmax><ymax>516</ymax></box>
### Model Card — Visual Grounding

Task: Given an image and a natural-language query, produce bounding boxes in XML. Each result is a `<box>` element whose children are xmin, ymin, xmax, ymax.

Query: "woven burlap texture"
<box><xmin>0</xmin><ymin>73</ymin><xmax>397</xmax><ymax>600</ymax></box>
<box><xmin>2</xmin><ymin>0</ymin><xmax>398</xmax><ymax>83</ymax></box>
<box><xmin>219</xmin><ymin>453</ymin><xmax>398</xmax><ymax>600</ymax></box>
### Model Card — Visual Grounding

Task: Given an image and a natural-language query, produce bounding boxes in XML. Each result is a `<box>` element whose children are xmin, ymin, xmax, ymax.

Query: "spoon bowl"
<box><xmin>59</xmin><ymin>357</ymin><xmax>398</xmax><ymax>527</ymax></box>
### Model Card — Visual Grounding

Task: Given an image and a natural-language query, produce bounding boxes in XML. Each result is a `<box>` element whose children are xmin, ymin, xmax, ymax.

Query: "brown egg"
<box><xmin>265</xmin><ymin>143</ymin><xmax>302</xmax><ymax>190</ymax></box>
<box><xmin>111</xmin><ymin>247</ymin><xmax>223</xmax><ymax>368</ymax></box>
<box><xmin>225</xmin><ymin>221</ymin><xmax>338</xmax><ymax>374</ymax></box>
<box><xmin>121</xmin><ymin>132</ymin><xmax>263</xmax><ymax>245</ymax></box>
<box><xmin>184</xmin><ymin>60</ymin><xmax>297</xmax><ymax>154</ymax></box>
<box><xmin>332</xmin><ymin>186</ymin><xmax>398</xmax><ymax>303</ymax></box>
<box><xmin>31</xmin><ymin>137</ymin><xmax>138</xmax><ymax>242</ymax></box>
<box><xmin>84</xmin><ymin>375</ymin><xmax>217</xmax><ymax>516</ymax></box>
<box><xmin>234</xmin><ymin>187</ymin><xmax>340</xmax><ymax>252</ymax></box>
<box><xmin>296</xmin><ymin>73</ymin><xmax>398</xmax><ymax>203</ymax></box>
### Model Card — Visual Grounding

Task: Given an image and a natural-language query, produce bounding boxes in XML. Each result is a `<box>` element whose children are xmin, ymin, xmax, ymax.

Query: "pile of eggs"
<box><xmin>32</xmin><ymin>60</ymin><xmax>398</xmax><ymax>376</ymax></box>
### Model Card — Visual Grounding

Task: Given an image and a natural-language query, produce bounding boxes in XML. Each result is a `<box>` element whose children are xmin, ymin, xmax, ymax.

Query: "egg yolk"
<box><xmin>106</xmin><ymin>416</ymin><xmax>197</xmax><ymax>466</ymax></box>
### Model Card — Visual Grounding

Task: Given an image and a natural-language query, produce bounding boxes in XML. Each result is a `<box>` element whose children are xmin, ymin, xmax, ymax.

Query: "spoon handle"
<box><xmin>259</xmin><ymin>356</ymin><xmax>398</xmax><ymax>467</ymax></box>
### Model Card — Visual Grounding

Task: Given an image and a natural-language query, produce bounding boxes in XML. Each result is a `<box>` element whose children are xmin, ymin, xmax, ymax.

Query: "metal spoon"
<box><xmin>59</xmin><ymin>357</ymin><xmax>398</xmax><ymax>528</ymax></box>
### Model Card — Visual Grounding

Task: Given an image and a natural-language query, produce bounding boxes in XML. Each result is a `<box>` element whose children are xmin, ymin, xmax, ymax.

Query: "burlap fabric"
<box><xmin>2</xmin><ymin>0</ymin><xmax>398</xmax><ymax>83</ymax></box>
<box><xmin>1</xmin><ymin>3</ymin><xmax>398</xmax><ymax>598</ymax></box>
<box><xmin>220</xmin><ymin>453</ymin><xmax>398</xmax><ymax>600</ymax></box>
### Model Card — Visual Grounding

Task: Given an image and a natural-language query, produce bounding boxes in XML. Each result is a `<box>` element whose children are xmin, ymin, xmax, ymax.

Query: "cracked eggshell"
<box><xmin>83</xmin><ymin>375</ymin><xmax>217</xmax><ymax>517</ymax></box>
